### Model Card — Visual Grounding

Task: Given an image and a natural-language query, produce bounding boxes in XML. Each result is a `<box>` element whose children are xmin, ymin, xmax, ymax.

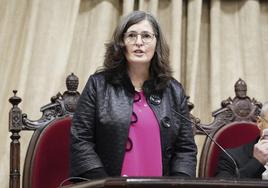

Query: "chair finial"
<box><xmin>66</xmin><ymin>73</ymin><xmax>79</xmax><ymax>92</ymax></box>
<box><xmin>9</xmin><ymin>90</ymin><xmax>22</xmax><ymax>106</ymax></box>
<box><xmin>234</xmin><ymin>78</ymin><xmax>247</xmax><ymax>99</ymax></box>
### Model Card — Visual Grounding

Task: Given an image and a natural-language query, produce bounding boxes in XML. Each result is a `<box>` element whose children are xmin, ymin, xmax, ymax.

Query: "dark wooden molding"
<box><xmin>61</xmin><ymin>177</ymin><xmax>268</xmax><ymax>188</ymax></box>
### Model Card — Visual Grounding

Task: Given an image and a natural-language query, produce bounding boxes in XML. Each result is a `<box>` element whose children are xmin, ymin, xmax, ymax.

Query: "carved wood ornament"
<box><xmin>196</xmin><ymin>78</ymin><xmax>262</xmax><ymax>134</ymax></box>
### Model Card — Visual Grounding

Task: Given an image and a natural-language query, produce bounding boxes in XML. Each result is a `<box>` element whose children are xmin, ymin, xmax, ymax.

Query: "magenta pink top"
<box><xmin>121</xmin><ymin>91</ymin><xmax>162</xmax><ymax>177</ymax></box>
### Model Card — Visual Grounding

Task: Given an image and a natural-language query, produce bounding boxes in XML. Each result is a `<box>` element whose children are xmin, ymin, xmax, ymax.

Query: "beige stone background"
<box><xmin>1</xmin><ymin>0</ymin><xmax>268</xmax><ymax>187</ymax></box>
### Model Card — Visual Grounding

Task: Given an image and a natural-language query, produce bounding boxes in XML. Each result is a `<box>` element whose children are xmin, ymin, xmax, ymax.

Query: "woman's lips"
<box><xmin>133</xmin><ymin>50</ymin><xmax>145</xmax><ymax>56</ymax></box>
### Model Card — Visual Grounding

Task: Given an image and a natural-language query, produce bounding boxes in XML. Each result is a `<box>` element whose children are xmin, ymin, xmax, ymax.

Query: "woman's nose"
<box><xmin>135</xmin><ymin>35</ymin><xmax>143</xmax><ymax>45</ymax></box>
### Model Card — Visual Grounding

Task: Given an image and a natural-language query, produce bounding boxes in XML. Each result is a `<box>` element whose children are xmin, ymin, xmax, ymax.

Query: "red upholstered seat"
<box><xmin>24</xmin><ymin>117</ymin><xmax>72</xmax><ymax>188</ymax></box>
<box><xmin>202</xmin><ymin>122</ymin><xmax>259</xmax><ymax>177</ymax></box>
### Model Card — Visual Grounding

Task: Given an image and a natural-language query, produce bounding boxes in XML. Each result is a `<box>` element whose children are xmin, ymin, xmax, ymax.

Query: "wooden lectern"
<box><xmin>62</xmin><ymin>177</ymin><xmax>268</xmax><ymax>188</ymax></box>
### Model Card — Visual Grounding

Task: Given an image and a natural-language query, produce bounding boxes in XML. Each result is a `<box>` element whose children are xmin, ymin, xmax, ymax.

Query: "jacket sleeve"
<box><xmin>215</xmin><ymin>150</ymin><xmax>237</xmax><ymax>178</ymax></box>
<box><xmin>239</xmin><ymin>158</ymin><xmax>266</xmax><ymax>178</ymax></box>
<box><xmin>70</xmin><ymin>75</ymin><xmax>106</xmax><ymax>177</ymax></box>
<box><xmin>216</xmin><ymin>150</ymin><xmax>266</xmax><ymax>178</ymax></box>
<box><xmin>171</xmin><ymin>83</ymin><xmax>197</xmax><ymax>177</ymax></box>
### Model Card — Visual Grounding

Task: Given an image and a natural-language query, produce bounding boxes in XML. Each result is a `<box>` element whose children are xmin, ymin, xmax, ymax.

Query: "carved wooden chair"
<box><xmin>8</xmin><ymin>73</ymin><xmax>80</xmax><ymax>188</ymax></box>
<box><xmin>197</xmin><ymin>78</ymin><xmax>262</xmax><ymax>178</ymax></box>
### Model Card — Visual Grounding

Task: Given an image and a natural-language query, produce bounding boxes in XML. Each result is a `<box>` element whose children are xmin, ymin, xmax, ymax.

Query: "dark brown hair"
<box><xmin>98</xmin><ymin>11</ymin><xmax>172</xmax><ymax>95</ymax></box>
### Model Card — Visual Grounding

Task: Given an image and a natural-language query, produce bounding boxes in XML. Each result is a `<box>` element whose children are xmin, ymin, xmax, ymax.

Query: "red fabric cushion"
<box><xmin>31</xmin><ymin>117</ymin><xmax>72</xmax><ymax>188</ymax></box>
<box><xmin>206</xmin><ymin>122</ymin><xmax>259</xmax><ymax>177</ymax></box>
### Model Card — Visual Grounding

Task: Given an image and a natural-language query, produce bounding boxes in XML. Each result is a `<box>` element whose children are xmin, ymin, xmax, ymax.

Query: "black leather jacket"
<box><xmin>70</xmin><ymin>72</ymin><xmax>197</xmax><ymax>178</ymax></box>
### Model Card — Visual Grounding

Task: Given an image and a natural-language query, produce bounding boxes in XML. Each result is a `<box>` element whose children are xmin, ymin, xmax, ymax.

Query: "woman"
<box><xmin>70</xmin><ymin>11</ymin><xmax>197</xmax><ymax>180</ymax></box>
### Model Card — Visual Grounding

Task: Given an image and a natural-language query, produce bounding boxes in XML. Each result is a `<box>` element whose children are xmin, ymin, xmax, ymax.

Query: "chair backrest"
<box><xmin>200</xmin><ymin>122</ymin><xmax>259</xmax><ymax>177</ymax></box>
<box><xmin>9</xmin><ymin>73</ymin><xmax>80</xmax><ymax>188</ymax></box>
<box><xmin>197</xmin><ymin>78</ymin><xmax>262</xmax><ymax>178</ymax></box>
<box><xmin>23</xmin><ymin>117</ymin><xmax>72</xmax><ymax>188</ymax></box>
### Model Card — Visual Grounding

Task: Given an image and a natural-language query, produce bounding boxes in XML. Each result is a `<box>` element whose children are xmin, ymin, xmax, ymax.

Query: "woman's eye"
<box><xmin>128</xmin><ymin>33</ymin><xmax>136</xmax><ymax>38</ymax></box>
<box><xmin>143</xmin><ymin>34</ymin><xmax>151</xmax><ymax>38</ymax></box>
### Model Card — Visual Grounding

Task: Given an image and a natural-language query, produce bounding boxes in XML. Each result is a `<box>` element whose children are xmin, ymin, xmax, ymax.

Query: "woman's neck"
<box><xmin>128</xmin><ymin>64</ymin><xmax>149</xmax><ymax>91</ymax></box>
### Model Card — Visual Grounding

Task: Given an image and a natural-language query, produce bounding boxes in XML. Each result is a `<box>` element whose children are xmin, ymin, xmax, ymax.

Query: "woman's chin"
<box><xmin>128</xmin><ymin>58</ymin><xmax>151</xmax><ymax>65</ymax></box>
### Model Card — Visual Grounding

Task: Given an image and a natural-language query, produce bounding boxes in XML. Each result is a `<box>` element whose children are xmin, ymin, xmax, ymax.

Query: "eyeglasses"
<box><xmin>259</xmin><ymin>116</ymin><xmax>268</xmax><ymax>124</ymax></box>
<box><xmin>124</xmin><ymin>31</ymin><xmax>155</xmax><ymax>44</ymax></box>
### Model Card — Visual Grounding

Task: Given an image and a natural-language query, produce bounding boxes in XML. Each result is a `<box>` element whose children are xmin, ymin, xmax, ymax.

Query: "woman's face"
<box><xmin>124</xmin><ymin>20</ymin><xmax>157</xmax><ymax>65</ymax></box>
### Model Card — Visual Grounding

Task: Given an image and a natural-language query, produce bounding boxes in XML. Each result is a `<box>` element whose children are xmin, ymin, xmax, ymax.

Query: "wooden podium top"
<box><xmin>62</xmin><ymin>177</ymin><xmax>268</xmax><ymax>188</ymax></box>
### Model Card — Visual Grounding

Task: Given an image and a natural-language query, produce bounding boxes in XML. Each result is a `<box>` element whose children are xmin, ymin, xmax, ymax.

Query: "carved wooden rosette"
<box><xmin>8</xmin><ymin>73</ymin><xmax>80</xmax><ymax>188</ymax></box>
